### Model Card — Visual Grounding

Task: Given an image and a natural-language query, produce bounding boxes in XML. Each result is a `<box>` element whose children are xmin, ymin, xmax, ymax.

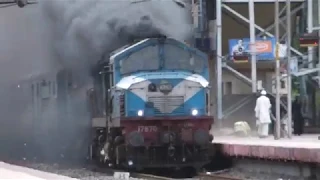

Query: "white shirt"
<box><xmin>254</xmin><ymin>95</ymin><xmax>272</xmax><ymax>124</ymax></box>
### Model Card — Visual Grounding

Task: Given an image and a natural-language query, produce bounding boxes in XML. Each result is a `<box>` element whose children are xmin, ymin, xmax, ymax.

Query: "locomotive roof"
<box><xmin>109</xmin><ymin>38</ymin><xmax>150</xmax><ymax>64</ymax></box>
<box><xmin>109</xmin><ymin>38</ymin><xmax>207</xmax><ymax>64</ymax></box>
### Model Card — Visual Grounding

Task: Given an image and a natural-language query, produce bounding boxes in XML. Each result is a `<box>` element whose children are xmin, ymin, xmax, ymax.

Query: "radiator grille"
<box><xmin>148</xmin><ymin>96</ymin><xmax>184</xmax><ymax>115</ymax></box>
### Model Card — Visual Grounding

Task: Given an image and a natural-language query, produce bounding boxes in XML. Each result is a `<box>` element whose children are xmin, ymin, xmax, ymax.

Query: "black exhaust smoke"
<box><xmin>40</xmin><ymin>0</ymin><xmax>193</xmax><ymax>84</ymax></box>
<box><xmin>27</xmin><ymin>0</ymin><xmax>194</xmax><ymax>163</ymax></box>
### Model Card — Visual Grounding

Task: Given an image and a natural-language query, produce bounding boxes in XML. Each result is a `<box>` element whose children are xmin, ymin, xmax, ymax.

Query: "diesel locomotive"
<box><xmin>89</xmin><ymin>37</ymin><xmax>214</xmax><ymax>171</ymax></box>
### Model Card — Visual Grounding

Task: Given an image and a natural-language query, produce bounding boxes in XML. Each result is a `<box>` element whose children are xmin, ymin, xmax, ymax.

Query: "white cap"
<box><xmin>261</xmin><ymin>90</ymin><xmax>267</xmax><ymax>95</ymax></box>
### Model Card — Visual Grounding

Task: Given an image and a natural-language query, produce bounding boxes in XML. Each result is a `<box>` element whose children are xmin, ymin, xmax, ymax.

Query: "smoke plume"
<box><xmin>0</xmin><ymin>0</ymin><xmax>192</xmax><ymax>164</ymax></box>
<box><xmin>41</xmin><ymin>0</ymin><xmax>193</xmax><ymax>83</ymax></box>
<box><xmin>11</xmin><ymin>0</ymin><xmax>193</xmax><ymax>163</ymax></box>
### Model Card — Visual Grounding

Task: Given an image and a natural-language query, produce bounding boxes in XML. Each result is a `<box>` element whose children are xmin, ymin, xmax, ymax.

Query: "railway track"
<box><xmin>131</xmin><ymin>172</ymin><xmax>243</xmax><ymax>180</ymax></box>
<box><xmin>88</xmin><ymin>164</ymin><xmax>242</xmax><ymax>180</ymax></box>
<box><xmin>131</xmin><ymin>172</ymin><xmax>173</xmax><ymax>180</ymax></box>
<box><xmin>197</xmin><ymin>172</ymin><xmax>243</xmax><ymax>180</ymax></box>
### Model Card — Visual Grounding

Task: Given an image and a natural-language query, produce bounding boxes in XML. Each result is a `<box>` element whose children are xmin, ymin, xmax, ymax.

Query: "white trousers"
<box><xmin>258</xmin><ymin>123</ymin><xmax>269</xmax><ymax>137</ymax></box>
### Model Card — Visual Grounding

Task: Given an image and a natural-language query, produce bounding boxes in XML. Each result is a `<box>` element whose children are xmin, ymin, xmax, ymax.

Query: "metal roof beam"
<box><xmin>222</xmin><ymin>3</ymin><xmax>304</xmax><ymax>57</ymax></box>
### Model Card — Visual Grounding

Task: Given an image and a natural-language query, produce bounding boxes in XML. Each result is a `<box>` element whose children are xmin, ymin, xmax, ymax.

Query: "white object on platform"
<box><xmin>114</xmin><ymin>172</ymin><xmax>130</xmax><ymax>180</ymax></box>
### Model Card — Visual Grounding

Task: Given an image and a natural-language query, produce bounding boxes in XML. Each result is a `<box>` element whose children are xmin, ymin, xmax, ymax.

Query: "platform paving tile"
<box><xmin>0</xmin><ymin>162</ymin><xmax>78</xmax><ymax>179</ymax></box>
<box><xmin>212</xmin><ymin>135</ymin><xmax>320</xmax><ymax>163</ymax></box>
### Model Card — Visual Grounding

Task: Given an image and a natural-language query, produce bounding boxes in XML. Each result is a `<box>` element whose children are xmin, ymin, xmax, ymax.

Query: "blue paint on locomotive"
<box><xmin>126</xmin><ymin>90</ymin><xmax>145</xmax><ymax>116</ymax></box>
<box><xmin>110</xmin><ymin>38</ymin><xmax>209</xmax><ymax>118</ymax></box>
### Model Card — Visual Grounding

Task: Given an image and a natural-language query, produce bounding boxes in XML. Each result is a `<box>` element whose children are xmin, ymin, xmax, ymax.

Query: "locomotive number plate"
<box><xmin>138</xmin><ymin>126</ymin><xmax>158</xmax><ymax>133</ymax></box>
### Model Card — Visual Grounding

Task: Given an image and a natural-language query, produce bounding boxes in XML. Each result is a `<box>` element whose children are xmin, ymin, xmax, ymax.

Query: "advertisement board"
<box><xmin>228</xmin><ymin>37</ymin><xmax>277</xmax><ymax>61</ymax></box>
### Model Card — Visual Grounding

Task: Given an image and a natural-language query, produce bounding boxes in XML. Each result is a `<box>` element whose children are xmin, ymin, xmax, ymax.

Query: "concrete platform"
<box><xmin>212</xmin><ymin>135</ymin><xmax>320</xmax><ymax>163</ymax></box>
<box><xmin>0</xmin><ymin>162</ymin><xmax>78</xmax><ymax>179</ymax></box>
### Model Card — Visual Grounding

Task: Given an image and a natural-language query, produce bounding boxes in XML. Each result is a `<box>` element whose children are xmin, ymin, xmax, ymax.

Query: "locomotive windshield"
<box><xmin>163</xmin><ymin>43</ymin><xmax>204</xmax><ymax>73</ymax></box>
<box><xmin>118</xmin><ymin>39</ymin><xmax>205</xmax><ymax>75</ymax></box>
<box><xmin>120</xmin><ymin>45</ymin><xmax>159</xmax><ymax>74</ymax></box>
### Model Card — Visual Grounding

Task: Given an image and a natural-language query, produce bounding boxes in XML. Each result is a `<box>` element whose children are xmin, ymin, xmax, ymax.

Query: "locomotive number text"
<box><xmin>138</xmin><ymin>126</ymin><xmax>158</xmax><ymax>133</ymax></box>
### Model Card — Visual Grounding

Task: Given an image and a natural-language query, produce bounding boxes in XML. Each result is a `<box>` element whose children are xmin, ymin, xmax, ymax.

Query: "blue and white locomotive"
<box><xmin>91</xmin><ymin>37</ymin><xmax>214</xmax><ymax>171</ymax></box>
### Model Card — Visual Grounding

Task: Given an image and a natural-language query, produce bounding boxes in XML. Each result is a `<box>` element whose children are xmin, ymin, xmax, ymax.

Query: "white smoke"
<box><xmin>40</xmin><ymin>0</ymin><xmax>193</xmax><ymax>83</ymax></box>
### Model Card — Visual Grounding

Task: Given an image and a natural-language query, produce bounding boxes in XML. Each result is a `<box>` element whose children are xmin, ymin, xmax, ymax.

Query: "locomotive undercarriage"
<box><xmin>116</xmin><ymin>144</ymin><xmax>210</xmax><ymax>170</ymax></box>
<box><xmin>91</xmin><ymin>127</ymin><xmax>211</xmax><ymax>171</ymax></box>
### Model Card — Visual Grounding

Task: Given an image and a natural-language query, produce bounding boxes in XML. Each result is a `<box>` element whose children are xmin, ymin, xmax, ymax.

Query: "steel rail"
<box><xmin>132</xmin><ymin>172</ymin><xmax>244</xmax><ymax>180</ymax></box>
<box><xmin>131</xmin><ymin>173</ymin><xmax>173</xmax><ymax>180</ymax></box>
<box><xmin>197</xmin><ymin>173</ymin><xmax>243</xmax><ymax>180</ymax></box>
<box><xmin>87</xmin><ymin>165</ymin><xmax>175</xmax><ymax>180</ymax></box>
<box><xmin>87</xmin><ymin>164</ymin><xmax>243</xmax><ymax>180</ymax></box>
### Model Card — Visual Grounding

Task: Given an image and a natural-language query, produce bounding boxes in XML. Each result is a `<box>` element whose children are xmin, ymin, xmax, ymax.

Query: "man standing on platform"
<box><xmin>255</xmin><ymin>90</ymin><xmax>272</xmax><ymax>138</ymax></box>
<box><xmin>292</xmin><ymin>96</ymin><xmax>304</xmax><ymax>136</ymax></box>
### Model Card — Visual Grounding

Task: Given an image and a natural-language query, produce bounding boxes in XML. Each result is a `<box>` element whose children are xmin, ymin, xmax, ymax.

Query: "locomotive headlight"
<box><xmin>191</xmin><ymin>109</ymin><xmax>198</xmax><ymax>116</ymax></box>
<box><xmin>137</xmin><ymin>110</ymin><xmax>144</xmax><ymax>116</ymax></box>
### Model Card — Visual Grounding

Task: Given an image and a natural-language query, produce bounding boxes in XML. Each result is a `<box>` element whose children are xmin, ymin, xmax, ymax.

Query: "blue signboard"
<box><xmin>228</xmin><ymin>37</ymin><xmax>276</xmax><ymax>61</ymax></box>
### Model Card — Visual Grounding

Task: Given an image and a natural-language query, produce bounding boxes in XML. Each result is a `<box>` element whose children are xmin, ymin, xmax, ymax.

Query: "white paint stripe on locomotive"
<box><xmin>186</xmin><ymin>74</ymin><xmax>209</xmax><ymax>87</ymax></box>
<box><xmin>115</xmin><ymin>73</ymin><xmax>209</xmax><ymax>90</ymax></box>
<box><xmin>130</xmin><ymin>80</ymin><xmax>149</xmax><ymax>101</ymax></box>
<box><xmin>130</xmin><ymin>79</ymin><xmax>203</xmax><ymax>113</ymax></box>
<box><xmin>109</xmin><ymin>38</ymin><xmax>150</xmax><ymax>64</ymax></box>
<box><xmin>115</xmin><ymin>75</ymin><xmax>147</xmax><ymax>89</ymax></box>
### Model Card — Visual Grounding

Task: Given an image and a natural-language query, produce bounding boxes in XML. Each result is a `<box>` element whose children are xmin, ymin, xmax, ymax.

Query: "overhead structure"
<box><xmin>215</xmin><ymin>0</ymin><xmax>316</xmax><ymax>138</ymax></box>
<box><xmin>286</xmin><ymin>0</ymin><xmax>292</xmax><ymax>139</ymax></box>
<box><xmin>0</xmin><ymin>0</ymin><xmax>37</xmax><ymax>8</ymax></box>
<box><xmin>275</xmin><ymin>0</ymin><xmax>281</xmax><ymax>139</ymax></box>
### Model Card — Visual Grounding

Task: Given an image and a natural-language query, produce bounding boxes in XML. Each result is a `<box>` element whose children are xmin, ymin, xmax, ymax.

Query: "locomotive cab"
<box><xmin>90</xmin><ymin>37</ymin><xmax>214</xmax><ymax>171</ymax></box>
